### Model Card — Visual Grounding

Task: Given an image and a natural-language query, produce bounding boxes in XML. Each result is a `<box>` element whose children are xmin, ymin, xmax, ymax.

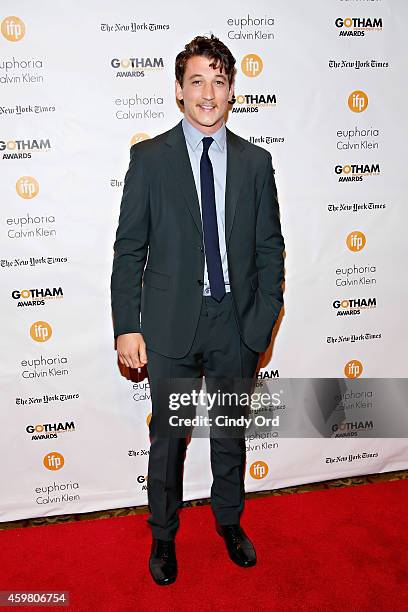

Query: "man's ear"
<box><xmin>175</xmin><ymin>79</ymin><xmax>183</xmax><ymax>102</ymax></box>
<box><xmin>228</xmin><ymin>81</ymin><xmax>235</xmax><ymax>103</ymax></box>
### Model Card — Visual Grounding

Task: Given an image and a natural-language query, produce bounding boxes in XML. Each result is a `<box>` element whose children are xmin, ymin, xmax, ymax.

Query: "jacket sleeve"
<box><xmin>110</xmin><ymin>145</ymin><xmax>150</xmax><ymax>338</ymax></box>
<box><xmin>256</xmin><ymin>152</ymin><xmax>285</xmax><ymax>321</ymax></box>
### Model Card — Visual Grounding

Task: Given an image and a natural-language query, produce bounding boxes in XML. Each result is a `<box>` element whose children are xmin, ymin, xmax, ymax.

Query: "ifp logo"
<box><xmin>30</xmin><ymin>321</ymin><xmax>52</xmax><ymax>342</ymax></box>
<box><xmin>346</xmin><ymin>231</ymin><xmax>366</xmax><ymax>252</ymax></box>
<box><xmin>249</xmin><ymin>460</ymin><xmax>268</xmax><ymax>479</ymax></box>
<box><xmin>348</xmin><ymin>90</ymin><xmax>368</xmax><ymax>113</ymax></box>
<box><xmin>131</xmin><ymin>133</ymin><xmax>150</xmax><ymax>146</ymax></box>
<box><xmin>1</xmin><ymin>16</ymin><xmax>25</xmax><ymax>42</ymax></box>
<box><xmin>241</xmin><ymin>54</ymin><xmax>263</xmax><ymax>77</ymax></box>
<box><xmin>43</xmin><ymin>452</ymin><xmax>64</xmax><ymax>471</ymax></box>
<box><xmin>16</xmin><ymin>176</ymin><xmax>39</xmax><ymax>199</ymax></box>
<box><xmin>344</xmin><ymin>360</ymin><xmax>363</xmax><ymax>379</ymax></box>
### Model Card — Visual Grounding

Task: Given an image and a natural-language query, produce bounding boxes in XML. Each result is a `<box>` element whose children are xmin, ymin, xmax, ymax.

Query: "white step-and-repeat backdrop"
<box><xmin>1</xmin><ymin>0</ymin><xmax>407</xmax><ymax>521</ymax></box>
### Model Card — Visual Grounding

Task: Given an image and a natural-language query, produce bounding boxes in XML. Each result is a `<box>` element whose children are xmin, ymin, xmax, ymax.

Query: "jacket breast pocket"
<box><xmin>143</xmin><ymin>268</ymin><xmax>170</xmax><ymax>291</ymax></box>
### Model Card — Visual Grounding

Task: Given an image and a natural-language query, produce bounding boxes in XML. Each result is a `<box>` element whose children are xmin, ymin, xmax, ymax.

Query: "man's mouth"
<box><xmin>198</xmin><ymin>104</ymin><xmax>216</xmax><ymax>111</ymax></box>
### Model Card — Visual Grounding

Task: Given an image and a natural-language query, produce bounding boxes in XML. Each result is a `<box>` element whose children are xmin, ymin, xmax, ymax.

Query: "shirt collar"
<box><xmin>182</xmin><ymin>117</ymin><xmax>226</xmax><ymax>152</ymax></box>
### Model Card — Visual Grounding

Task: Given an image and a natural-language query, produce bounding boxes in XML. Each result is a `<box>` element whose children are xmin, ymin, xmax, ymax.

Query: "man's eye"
<box><xmin>192</xmin><ymin>80</ymin><xmax>201</xmax><ymax>85</ymax></box>
<box><xmin>216</xmin><ymin>80</ymin><xmax>225</xmax><ymax>85</ymax></box>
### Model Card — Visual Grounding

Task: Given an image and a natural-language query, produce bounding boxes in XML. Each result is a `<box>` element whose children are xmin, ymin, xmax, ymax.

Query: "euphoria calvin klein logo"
<box><xmin>1</xmin><ymin>16</ymin><xmax>25</xmax><ymax>41</ymax></box>
<box><xmin>241</xmin><ymin>54</ymin><xmax>263</xmax><ymax>77</ymax></box>
<box><xmin>249</xmin><ymin>460</ymin><xmax>268</xmax><ymax>479</ymax></box>
<box><xmin>30</xmin><ymin>321</ymin><xmax>52</xmax><ymax>342</ymax></box>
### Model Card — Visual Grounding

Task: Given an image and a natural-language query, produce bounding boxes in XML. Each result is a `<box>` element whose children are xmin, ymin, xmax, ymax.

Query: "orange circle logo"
<box><xmin>43</xmin><ymin>452</ymin><xmax>64</xmax><ymax>471</ymax></box>
<box><xmin>131</xmin><ymin>133</ymin><xmax>150</xmax><ymax>146</ymax></box>
<box><xmin>30</xmin><ymin>321</ymin><xmax>52</xmax><ymax>342</ymax></box>
<box><xmin>249</xmin><ymin>460</ymin><xmax>269</xmax><ymax>479</ymax></box>
<box><xmin>344</xmin><ymin>360</ymin><xmax>363</xmax><ymax>379</ymax></box>
<box><xmin>1</xmin><ymin>16</ymin><xmax>25</xmax><ymax>41</ymax></box>
<box><xmin>146</xmin><ymin>413</ymin><xmax>152</xmax><ymax>427</ymax></box>
<box><xmin>348</xmin><ymin>90</ymin><xmax>368</xmax><ymax>113</ymax></box>
<box><xmin>346</xmin><ymin>231</ymin><xmax>366</xmax><ymax>252</ymax></box>
<box><xmin>16</xmin><ymin>176</ymin><xmax>39</xmax><ymax>199</ymax></box>
<box><xmin>241</xmin><ymin>54</ymin><xmax>263</xmax><ymax>77</ymax></box>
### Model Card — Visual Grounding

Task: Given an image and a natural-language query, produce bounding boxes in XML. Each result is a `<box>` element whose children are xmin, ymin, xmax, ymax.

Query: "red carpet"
<box><xmin>1</xmin><ymin>479</ymin><xmax>407</xmax><ymax>611</ymax></box>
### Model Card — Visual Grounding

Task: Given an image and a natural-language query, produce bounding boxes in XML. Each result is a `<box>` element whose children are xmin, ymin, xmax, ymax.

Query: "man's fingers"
<box><xmin>127</xmin><ymin>353</ymin><xmax>138</xmax><ymax>369</ymax></box>
<box><xmin>139</xmin><ymin>343</ymin><xmax>148</xmax><ymax>365</ymax></box>
<box><xmin>116</xmin><ymin>335</ymin><xmax>147</xmax><ymax>370</ymax></box>
<box><xmin>120</xmin><ymin>351</ymin><xmax>142</xmax><ymax>369</ymax></box>
<box><xmin>118</xmin><ymin>354</ymin><xmax>130</xmax><ymax>368</ymax></box>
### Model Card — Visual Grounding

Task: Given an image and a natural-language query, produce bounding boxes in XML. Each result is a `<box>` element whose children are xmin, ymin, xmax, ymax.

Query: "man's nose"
<box><xmin>202</xmin><ymin>83</ymin><xmax>215</xmax><ymax>99</ymax></box>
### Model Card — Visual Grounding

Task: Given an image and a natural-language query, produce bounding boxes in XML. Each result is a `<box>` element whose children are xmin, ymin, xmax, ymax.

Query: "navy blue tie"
<box><xmin>200</xmin><ymin>137</ymin><xmax>226</xmax><ymax>302</ymax></box>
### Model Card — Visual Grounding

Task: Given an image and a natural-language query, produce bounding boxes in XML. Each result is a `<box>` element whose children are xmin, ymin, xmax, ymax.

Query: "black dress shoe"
<box><xmin>149</xmin><ymin>538</ymin><xmax>177</xmax><ymax>585</ymax></box>
<box><xmin>216</xmin><ymin>523</ymin><xmax>257</xmax><ymax>567</ymax></box>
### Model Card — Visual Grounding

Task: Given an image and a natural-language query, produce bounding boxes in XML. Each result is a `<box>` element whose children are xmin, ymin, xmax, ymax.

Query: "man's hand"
<box><xmin>116</xmin><ymin>332</ymin><xmax>148</xmax><ymax>370</ymax></box>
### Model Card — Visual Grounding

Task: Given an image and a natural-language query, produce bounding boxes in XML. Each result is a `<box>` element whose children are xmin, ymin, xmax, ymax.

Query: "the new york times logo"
<box><xmin>326</xmin><ymin>451</ymin><xmax>379</xmax><ymax>463</ymax></box>
<box><xmin>101</xmin><ymin>22</ymin><xmax>169</xmax><ymax>33</ymax></box>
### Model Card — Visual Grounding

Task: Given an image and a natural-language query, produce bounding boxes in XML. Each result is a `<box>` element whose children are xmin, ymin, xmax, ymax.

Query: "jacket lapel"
<box><xmin>164</xmin><ymin>121</ymin><xmax>203</xmax><ymax>239</ymax></box>
<box><xmin>163</xmin><ymin>121</ymin><xmax>246</xmax><ymax>245</ymax></box>
<box><xmin>225</xmin><ymin>128</ymin><xmax>245</xmax><ymax>245</ymax></box>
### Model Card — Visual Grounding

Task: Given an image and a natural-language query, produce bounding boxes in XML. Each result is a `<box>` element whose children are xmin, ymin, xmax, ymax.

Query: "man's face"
<box><xmin>175</xmin><ymin>55</ymin><xmax>234</xmax><ymax>134</ymax></box>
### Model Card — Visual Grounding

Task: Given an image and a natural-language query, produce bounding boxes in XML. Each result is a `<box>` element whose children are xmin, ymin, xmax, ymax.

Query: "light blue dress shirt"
<box><xmin>182</xmin><ymin>117</ymin><xmax>230</xmax><ymax>296</ymax></box>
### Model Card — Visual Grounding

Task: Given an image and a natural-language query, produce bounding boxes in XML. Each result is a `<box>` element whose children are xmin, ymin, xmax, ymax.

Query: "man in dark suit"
<box><xmin>111</xmin><ymin>35</ymin><xmax>285</xmax><ymax>585</ymax></box>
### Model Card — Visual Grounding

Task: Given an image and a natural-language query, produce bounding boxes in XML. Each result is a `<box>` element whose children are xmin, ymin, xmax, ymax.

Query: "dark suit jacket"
<box><xmin>110</xmin><ymin>120</ymin><xmax>285</xmax><ymax>358</ymax></box>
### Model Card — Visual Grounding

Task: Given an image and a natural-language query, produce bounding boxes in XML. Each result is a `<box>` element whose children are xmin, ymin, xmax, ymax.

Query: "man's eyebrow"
<box><xmin>188</xmin><ymin>73</ymin><xmax>227</xmax><ymax>80</ymax></box>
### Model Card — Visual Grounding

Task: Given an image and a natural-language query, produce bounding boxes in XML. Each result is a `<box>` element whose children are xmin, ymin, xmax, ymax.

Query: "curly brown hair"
<box><xmin>175</xmin><ymin>34</ymin><xmax>236</xmax><ymax>86</ymax></box>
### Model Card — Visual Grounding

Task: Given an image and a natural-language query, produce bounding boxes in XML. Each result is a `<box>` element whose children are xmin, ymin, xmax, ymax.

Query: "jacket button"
<box><xmin>197</xmin><ymin>280</ymin><xmax>204</xmax><ymax>286</ymax></box>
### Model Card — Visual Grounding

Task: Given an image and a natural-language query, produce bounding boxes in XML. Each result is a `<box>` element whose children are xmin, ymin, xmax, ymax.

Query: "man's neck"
<box><xmin>183</xmin><ymin>116</ymin><xmax>225</xmax><ymax>136</ymax></box>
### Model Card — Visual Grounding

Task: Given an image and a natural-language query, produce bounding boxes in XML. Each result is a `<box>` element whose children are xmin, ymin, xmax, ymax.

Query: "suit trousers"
<box><xmin>145</xmin><ymin>291</ymin><xmax>260</xmax><ymax>541</ymax></box>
